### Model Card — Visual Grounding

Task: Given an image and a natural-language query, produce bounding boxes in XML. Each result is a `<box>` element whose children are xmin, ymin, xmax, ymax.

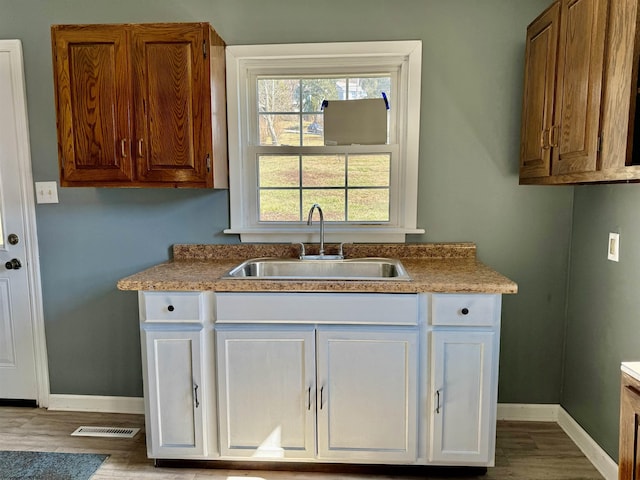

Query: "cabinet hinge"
<box><xmin>203</xmin><ymin>41</ymin><xmax>207</xmax><ymax>59</ymax></box>
<box><xmin>206</xmin><ymin>154</ymin><xmax>211</xmax><ymax>172</ymax></box>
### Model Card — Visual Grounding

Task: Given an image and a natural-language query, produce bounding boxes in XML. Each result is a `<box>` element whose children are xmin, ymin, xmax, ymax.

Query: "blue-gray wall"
<box><xmin>562</xmin><ymin>185</ymin><xmax>640</xmax><ymax>460</ymax></box>
<box><xmin>2</xmin><ymin>0</ymin><xmax>577</xmax><ymax>429</ymax></box>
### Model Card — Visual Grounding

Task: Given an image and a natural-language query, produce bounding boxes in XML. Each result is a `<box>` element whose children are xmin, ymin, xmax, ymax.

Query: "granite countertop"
<box><xmin>117</xmin><ymin>243</ymin><xmax>518</xmax><ymax>294</ymax></box>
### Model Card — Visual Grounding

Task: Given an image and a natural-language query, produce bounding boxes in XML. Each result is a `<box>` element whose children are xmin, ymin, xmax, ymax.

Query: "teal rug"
<box><xmin>0</xmin><ymin>450</ymin><xmax>108</xmax><ymax>479</ymax></box>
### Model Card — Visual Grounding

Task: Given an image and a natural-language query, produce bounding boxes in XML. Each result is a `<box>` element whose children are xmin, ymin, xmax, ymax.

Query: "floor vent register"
<box><xmin>71</xmin><ymin>426</ymin><xmax>140</xmax><ymax>438</ymax></box>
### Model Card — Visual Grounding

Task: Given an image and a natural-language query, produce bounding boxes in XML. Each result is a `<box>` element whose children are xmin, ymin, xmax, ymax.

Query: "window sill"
<box><xmin>224</xmin><ymin>226</ymin><xmax>426</xmax><ymax>244</ymax></box>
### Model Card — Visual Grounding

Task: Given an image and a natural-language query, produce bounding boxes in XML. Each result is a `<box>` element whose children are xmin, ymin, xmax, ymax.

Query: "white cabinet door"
<box><xmin>316</xmin><ymin>327</ymin><xmax>418</xmax><ymax>462</ymax></box>
<box><xmin>429</xmin><ymin>330</ymin><xmax>496</xmax><ymax>464</ymax></box>
<box><xmin>216</xmin><ymin>326</ymin><xmax>316</xmax><ymax>459</ymax></box>
<box><xmin>143</xmin><ymin>328</ymin><xmax>206</xmax><ymax>458</ymax></box>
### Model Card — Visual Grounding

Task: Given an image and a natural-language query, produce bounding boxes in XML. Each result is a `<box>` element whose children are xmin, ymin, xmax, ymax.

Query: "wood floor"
<box><xmin>0</xmin><ymin>407</ymin><xmax>604</xmax><ymax>479</ymax></box>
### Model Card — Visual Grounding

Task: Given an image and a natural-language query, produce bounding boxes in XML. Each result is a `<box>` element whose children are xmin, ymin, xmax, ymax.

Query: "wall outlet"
<box><xmin>608</xmin><ymin>232</ymin><xmax>619</xmax><ymax>262</ymax></box>
<box><xmin>35</xmin><ymin>181</ymin><xmax>59</xmax><ymax>204</ymax></box>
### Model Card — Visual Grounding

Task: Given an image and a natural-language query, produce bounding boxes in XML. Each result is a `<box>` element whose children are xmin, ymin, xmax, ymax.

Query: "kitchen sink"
<box><xmin>224</xmin><ymin>257</ymin><xmax>411</xmax><ymax>281</ymax></box>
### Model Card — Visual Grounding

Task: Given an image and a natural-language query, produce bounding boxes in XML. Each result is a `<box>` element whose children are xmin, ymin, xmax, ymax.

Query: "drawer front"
<box><xmin>215</xmin><ymin>292</ymin><xmax>419</xmax><ymax>325</ymax></box>
<box><xmin>140</xmin><ymin>291</ymin><xmax>209</xmax><ymax>323</ymax></box>
<box><xmin>431</xmin><ymin>293</ymin><xmax>499</xmax><ymax>327</ymax></box>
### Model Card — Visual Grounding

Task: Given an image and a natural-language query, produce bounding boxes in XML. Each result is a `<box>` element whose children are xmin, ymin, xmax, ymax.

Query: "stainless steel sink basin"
<box><xmin>224</xmin><ymin>257</ymin><xmax>411</xmax><ymax>281</ymax></box>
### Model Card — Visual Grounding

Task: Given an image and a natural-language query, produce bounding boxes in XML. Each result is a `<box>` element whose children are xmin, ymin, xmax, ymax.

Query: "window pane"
<box><xmin>259</xmin><ymin>155</ymin><xmax>300</xmax><ymax>187</ymax></box>
<box><xmin>350</xmin><ymin>77</ymin><xmax>392</xmax><ymax>101</ymax></box>
<box><xmin>303</xmin><ymin>190</ymin><xmax>345</xmax><ymax>221</ymax></box>
<box><xmin>303</xmin><ymin>114</ymin><xmax>324</xmax><ymax>146</ymax></box>
<box><xmin>301</xmin><ymin>78</ymin><xmax>340</xmax><ymax>112</ymax></box>
<box><xmin>348</xmin><ymin>189</ymin><xmax>389</xmax><ymax>221</ymax></box>
<box><xmin>302</xmin><ymin>155</ymin><xmax>345</xmax><ymax>187</ymax></box>
<box><xmin>258</xmin><ymin>78</ymin><xmax>299</xmax><ymax>112</ymax></box>
<box><xmin>259</xmin><ymin>114</ymin><xmax>300</xmax><ymax>146</ymax></box>
<box><xmin>259</xmin><ymin>189</ymin><xmax>301</xmax><ymax>221</ymax></box>
<box><xmin>348</xmin><ymin>154</ymin><xmax>390</xmax><ymax>187</ymax></box>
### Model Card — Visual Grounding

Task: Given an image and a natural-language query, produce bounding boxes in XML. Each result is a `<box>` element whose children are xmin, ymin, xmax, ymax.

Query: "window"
<box><xmin>225</xmin><ymin>41</ymin><xmax>424</xmax><ymax>243</ymax></box>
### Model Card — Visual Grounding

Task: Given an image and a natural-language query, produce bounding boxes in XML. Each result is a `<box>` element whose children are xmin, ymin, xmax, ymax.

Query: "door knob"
<box><xmin>5</xmin><ymin>259</ymin><xmax>21</xmax><ymax>270</ymax></box>
<box><xmin>7</xmin><ymin>234</ymin><xmax>19</xmax><ymax>245</ymax></box>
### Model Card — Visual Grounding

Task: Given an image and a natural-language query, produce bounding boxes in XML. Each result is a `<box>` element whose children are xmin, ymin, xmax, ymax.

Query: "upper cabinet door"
<box><xmin>520</xmin><ymin>2</ymin><xmax>559</xmax><ymax>178</ymax></box>
<box><xmin>131</xmin><ymin>24</ymin><xmax>211</xmax><ymax>186</ymax></box>
<box><xmin>52</xmin><ymin>25</ymin><xmax>134</xmax><ymax>184</ymax></box>
<box><xmin>551</xmin><ymin>0</ymin><xmax>608</xmax><ymax>176</ymax></box>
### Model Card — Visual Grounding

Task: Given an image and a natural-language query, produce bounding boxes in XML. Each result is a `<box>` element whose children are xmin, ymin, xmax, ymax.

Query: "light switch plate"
<box><xmin>608</xmin><ymin>232</ymin><xmax>619</xmax><ymax>262</ymax></box>
<box><xmin>35</xmin><ymin>181</ymin><xmax>59</xmax><ymax>204</ymax></box>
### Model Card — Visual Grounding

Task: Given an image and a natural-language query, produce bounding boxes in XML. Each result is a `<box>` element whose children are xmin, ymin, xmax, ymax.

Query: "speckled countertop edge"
<box><xmin>117</xmin><ymin>243</ymin><xmax>518</xmax><ymax>294</ymax></box>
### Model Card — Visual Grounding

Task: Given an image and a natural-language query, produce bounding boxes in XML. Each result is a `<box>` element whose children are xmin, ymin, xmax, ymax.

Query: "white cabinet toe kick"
<box><xmin>137</xmin><ymin>291</ymin><xmax>501</xmax><ymax>468</ymax></box>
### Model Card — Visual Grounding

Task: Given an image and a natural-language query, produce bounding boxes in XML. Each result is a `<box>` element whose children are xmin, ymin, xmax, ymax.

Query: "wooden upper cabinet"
<box><xmin>519</xmin><ymin>0</ymin><xmax>640</xmax><ymax>184</ymax></box>
<box><xmin>551</xmin><ymin>0</ymin><xmax>607</xmax><ymax>176</ymax></box>
<box><xmin>51</xmin><ymin>23</ymin><xmax>228</xmax><ymax>188</ymax></box>
<box><xmin>520</xmin><ymin>2</ymin><xmax>559</xmax><ymax>179</ymax></box>
<box><xmin>52</xmin><ymin>25</ymin><xmax>133</xmax><ymax>183</ymax></box>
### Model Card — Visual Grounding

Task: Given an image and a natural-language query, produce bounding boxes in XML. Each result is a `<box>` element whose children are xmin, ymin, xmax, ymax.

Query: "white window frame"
<box><xmin>224</xmin><ymin>41</ymin><xmax>424</xmax><ymax>243</ymax></box>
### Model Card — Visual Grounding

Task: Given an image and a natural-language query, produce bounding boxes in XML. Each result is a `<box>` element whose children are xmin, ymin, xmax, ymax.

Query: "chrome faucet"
<box><xmin>307</xmin><ymin>203</ymin><xmax>325</xmax><ymax>256</ymax></box>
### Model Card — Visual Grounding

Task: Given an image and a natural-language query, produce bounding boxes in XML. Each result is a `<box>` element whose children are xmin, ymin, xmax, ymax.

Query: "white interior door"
<box><xmin>0</xmin><ymin>40</ymin><xmax>46</xmax><ymax>403</ymax></box>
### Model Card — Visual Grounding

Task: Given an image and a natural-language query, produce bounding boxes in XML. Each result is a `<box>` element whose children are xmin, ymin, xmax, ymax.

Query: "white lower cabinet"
<box><xmin>143</xmin><ymin>328</ymin><xmax>206</xmax><ymax>457</ymax></box>
<box><xmin>139</xmin><ymin>291</ymin><xmax>216</xmax><ymax>459</ymax></box>
<box><xmin>215</xmin><ymin>324</ymin><xmax>418</xmax><ymax>463</ymax></box>
<box><xmin>215</xmin><ymin>326</ymin><xmax>316</xmax><ymax>459</ymax></box>
<box><xmin>138</xmin><ymin>290</ymin><xmax>503</xmax><ymax>468</ymax></box>
<box><xmin>429</xmin><ymin>330</ymin><xmax>496</xmax><ymax>464</ymax></box>
<box><xmin>316</xmin><ymin>327</ymin><xmax>418</xmax><ymax>462</ymax></box>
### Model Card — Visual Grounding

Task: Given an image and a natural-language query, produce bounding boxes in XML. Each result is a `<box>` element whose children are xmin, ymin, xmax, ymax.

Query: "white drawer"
<box><xmin>431</xmin><ymin>293</ymin><xmax>499</xmax><ymax>327</ymax></box>
<box><xmin>139</xmin><ymin>291</ymin><xmax>210</xmax><ymax>323</ymax></box>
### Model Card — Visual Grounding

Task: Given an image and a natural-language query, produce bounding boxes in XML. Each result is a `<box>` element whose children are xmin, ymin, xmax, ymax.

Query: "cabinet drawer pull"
<box><xmin>541</xmin><ymin>129</ymin><xmax>550</xmax><ymax>150</ymax></box>
<box><xmin>461</xmin><ymin>307</ymin><xmax>469</xmax><ymax>315</ymax></box>
<box><xmin>194</xmin><ymin>383</ymin><xmax>200</xmax><ymax>408</ymax></box>
<box><xmin>307</xmin><ymin>386</ymin><xmax>312</xmax><ymax>411</ymax></box>
<box><xmin>120</xmin><ymin>139</ymin><xmax>127</xmax><ymax>158</ymax></box>
<box><xmin>167</xmin><ymin>305</ymin><xmax>175</xmax><ymax>312</ymax></box>
<box><xmin>320</xmin><ymin>386</ymin><xmax>324</xmax><ymax>410</ymax></box>
<box><xmin>550</xmin><ymin>125</ymin><xmax>559</xmax><ymax>148</ymax></box>
<box><xmin>436</xmin><ymin>389</ymin><xmax>442</xmax><ymax>414</ymax></box>
<box><xmin>138</xmin><ymin>139</ymin><xmax>144</xmax><ymax>157</ymax></box>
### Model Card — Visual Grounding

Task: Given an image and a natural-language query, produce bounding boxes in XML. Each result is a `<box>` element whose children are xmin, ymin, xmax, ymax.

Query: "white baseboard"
<box><xmin>497</xmin><ymin>403</ymin><xmax>617</xmax><ymax>480</ymax></box>
<box><xmin>47</xmin><ymin>394</ymin><xmax>144</xmax><ymax>415</ymax></box>
<box><xmin>497</xmin><ymin>403</ymin><xmax>560</xmax><ymax>421</ymax></box>
<box><xmin>557</xmin><ymin>407</ymin><xmax>618</xmax><ymax>480</ymax></box>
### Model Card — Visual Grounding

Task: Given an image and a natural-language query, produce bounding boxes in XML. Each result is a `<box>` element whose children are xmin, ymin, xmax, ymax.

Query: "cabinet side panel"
<box><xmin>619</xmin><ymin>372</ymin><xmax>640</xmax><ymax>478</ymax></box>
<box><xmin>600</xmin><ymin>0</ymin><xmax>639</xmax><ymax>169</ymax></box>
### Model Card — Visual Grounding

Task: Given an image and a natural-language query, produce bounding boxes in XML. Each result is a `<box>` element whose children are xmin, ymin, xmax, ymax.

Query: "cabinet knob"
<box><xmin>461</xmin><ymin>307</ymin><xmax>469</xmax><ymax>315</ymax></box>
<box><xmin>167</xmin><ymin>305</ymin><xmax>175</xmax><ymax>312</ymax></box>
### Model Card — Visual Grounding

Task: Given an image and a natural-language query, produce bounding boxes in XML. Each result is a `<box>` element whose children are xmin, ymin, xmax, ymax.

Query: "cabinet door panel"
<box><xmin>552</xmin><ymin>0</ymin><xmax>607</xmax><ymax>175</ymax></box>
<box><xmin>52</xmin><ymin>26</ymin><xmax>133</xmax><ymax>183</ymax></box>
<box><xmin>132</xmin><ymin>24</ymin><xmax>210</xmax><ymax>185</ymax></box>
<box><xmin>216</xmin><ymin>327</ymin><xmax>316</xmax><ymax>459</ymax></box>
<box><xmin>317</xmin><ymin>327</ymin><xmax>417</xmax><ymax>462</ymax></box>
<box><xmin>144</xmin><ymin>329</ymin><xmax>204</xmax><ymax>457</ymax></box>
<box><xmin>520</xmin><ymin>2</ymin><xmax>559</xmax><ymax>178</ymax></box>
<box><xmin>430</xmin><ymin>330</ymin><xmax>496</xmax><ymax>464</ymax></box>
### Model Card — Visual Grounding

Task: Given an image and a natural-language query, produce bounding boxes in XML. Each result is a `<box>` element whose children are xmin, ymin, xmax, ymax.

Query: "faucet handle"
<box><xmin>297</xmin><ymin>242</ymin><xmax>306</xmax><ymax>259</ymax></box>
<box><xmin>338</xmin><ymin>242</ymin><xmax>347</xmax><ymax>258</ymax></box>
